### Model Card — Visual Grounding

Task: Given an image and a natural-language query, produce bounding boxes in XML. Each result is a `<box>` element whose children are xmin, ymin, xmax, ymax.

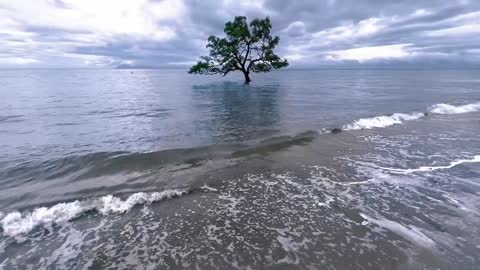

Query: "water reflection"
<box><xmin>191</xmin><ymin>82</ymin><xmax>282</xmax><ymax>143</ymax></box>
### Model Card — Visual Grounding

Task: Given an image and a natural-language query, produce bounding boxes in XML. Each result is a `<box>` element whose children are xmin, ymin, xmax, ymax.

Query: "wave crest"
<box><xmin>1</xmin><ymin>188</ymin><xmax>188</xmax><ymax>237</ymax></box>
<box><xmin>342</xmin><ymin>101</ymin><xmax>479</xmax><ymax>131</ymax></box>
<box><xmin>429</xmin><ymin>102</ymin><xmax>480</xmax><ymax>115</ymax></box>
<box><xmin>343</xmin><ymin>113</ymin><xmax>424</xmax><ymax>131</ymax></box>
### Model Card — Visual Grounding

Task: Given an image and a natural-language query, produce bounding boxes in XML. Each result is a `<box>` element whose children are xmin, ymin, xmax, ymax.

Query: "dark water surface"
<box><xmin>1</xmin><ymin>69</ymin><xmax>480</xmax><ymax>269</ymax></box>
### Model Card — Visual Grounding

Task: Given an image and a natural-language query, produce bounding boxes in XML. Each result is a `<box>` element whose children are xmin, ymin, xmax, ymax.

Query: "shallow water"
<box><xmin>1</xmin><ymin>69</ymin><xmax>480</xmax><ymax>269</ymax></box>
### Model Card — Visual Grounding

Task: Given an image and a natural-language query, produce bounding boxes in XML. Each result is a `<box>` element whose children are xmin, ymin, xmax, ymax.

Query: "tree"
<box><xmin>189</xmin><ymin>16</ymin><xmax>288</xmax><ymax>84</ymax></box>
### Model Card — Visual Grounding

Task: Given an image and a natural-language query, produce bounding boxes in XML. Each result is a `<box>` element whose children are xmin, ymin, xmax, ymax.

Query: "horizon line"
<box><xmin>1</xmin><ymin>67</ymin><xmax>480</xmax><ymax>71</ymax></box>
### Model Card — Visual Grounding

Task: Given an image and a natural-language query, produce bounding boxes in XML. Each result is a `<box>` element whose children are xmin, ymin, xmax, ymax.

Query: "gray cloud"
<box><xmin>0</xmin><ymin>0</ymin><xmax>479</xmax><ymax>68</ymax></box>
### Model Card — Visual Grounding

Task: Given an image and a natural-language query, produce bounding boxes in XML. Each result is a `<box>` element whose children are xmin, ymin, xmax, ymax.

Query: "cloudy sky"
<box><xmin>1</xmin><ymin>0</ymin><xmax>479</xmax><ymax>68</ymax></box>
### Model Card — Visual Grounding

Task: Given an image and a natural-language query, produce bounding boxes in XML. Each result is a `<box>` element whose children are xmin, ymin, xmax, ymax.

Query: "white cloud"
<box><xmin>284</xmin><ymin>53</ymin><xmax>306</xmax><ymax>62</ymax></box>
<box><xmin>283</xmin><ymin>21</ymin><xmax>307</xmax><ymax>36</ymax></box>
<box><xmin>427</xmin><ymin>23</ymin><xmax>480</xmax><ymax>36</ymax></box>
<box><xmin>412</xmin><ymin>9</ymin><xmax>431</xmax><ymax>17</ymax></box>
<box><xmin>167</xmin><ymin>60</ymin><xmax>197</xmax><ymax>66</ymax></box>
<box><xmin>312</xmin><ymin>17</ymin><xmax>387</xmax><ymax>42</ymax></box>
<box><xmin>0</xmin><ymin>0</ymin><xmax>186</xmax><ymax>66</ymax></box>
<box><xmin>283</xmin><ymin>16</ymin><xmax>392</xmax><ymax>64</ymax></box>
<box><xmin>223</xmin><ymin>0</ymin><xmax>264</xmax><ymax>10</ymax></box>
<box><xmin>0</xmin><ymin>57</ymin><xmax>39</xmax><ymax>65</ymax></box>
<box><xmin>287</xmin><ymin>16</ymin><xmax>391</xmax><ymax>54</ymax></box>
<box><xmin>424</xmin><ymin>10</ymin><xmax>480</xmax><ymax>37</ymax></box>
<box><xmin>444</xmin><ymin>10</ymin><xmax>480</xmax><ymax>24</ymax></box>
<box><xmin>219</xmin><ymin>0</ymin><xmax>273</xmax><ymax>18</ymax></box>
<box><xmin>63</xmin><ymin>53</ymin><xmax>115</xmax><ymax>66</ymax></box>
<box><xmin>326</xmin><ymin>44</ymin><xmax>414</xmax><ymax>62</ymax></box>
<box><xmin>0</xmin><ymin>0</ymin><xmax>184</xmax><ymax>40</ymax></box>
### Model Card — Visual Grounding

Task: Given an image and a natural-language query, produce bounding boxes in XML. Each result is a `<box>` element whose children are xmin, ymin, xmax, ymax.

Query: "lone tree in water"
<box><xmin>189</xmin><ymin>16</ymin><xmax>288</xmax><ymax>84</ymax></box>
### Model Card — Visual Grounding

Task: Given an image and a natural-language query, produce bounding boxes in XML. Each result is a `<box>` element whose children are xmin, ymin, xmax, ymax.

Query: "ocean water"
<box><xmin>1</xmin><ymin>69</ymin><xmax>480</xmax><ymax>269</ymax></box>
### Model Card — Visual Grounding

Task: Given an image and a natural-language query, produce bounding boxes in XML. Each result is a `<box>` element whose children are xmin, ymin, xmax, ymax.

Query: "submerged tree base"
<box><xmin>244</xmin><ymin>72</ymin><xmax>251</xmax><ymax>84</ymax></box>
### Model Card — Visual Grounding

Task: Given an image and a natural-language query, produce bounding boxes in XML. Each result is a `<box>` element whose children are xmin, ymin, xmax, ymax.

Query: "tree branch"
<box><xmin>243</xmin><ymin>42</ymin><xmax>251</xmax><ymax>68</ymax></box>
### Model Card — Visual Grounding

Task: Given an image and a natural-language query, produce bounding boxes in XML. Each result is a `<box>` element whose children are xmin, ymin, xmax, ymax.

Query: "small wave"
<box><xmin>2</xmin><ymin>134</ymin><xmax>320</xmax><ymax>182</ymax></box>
<box><xmin>429</xmin><ymin>102</ymin><xmax>480</xmax><ymax>115</ymax></box>
<box><xmin>343</xmin><ymin>113</ymin><xmax>424</xmax><ymax>131</ymax></box>
<box><xmin>341</xmin><ymin>101</ymin><xmax>479</xmax><ymax>131</ymax></box>
<box><xmin>0</xmin><ymin>188</ymin><xmax>188</xmax><ymax>237</ymax></box>
<box><xmin>381</xmin><ymin>155</ymin><xmax>480</xmax><ymax>174</ymax></box>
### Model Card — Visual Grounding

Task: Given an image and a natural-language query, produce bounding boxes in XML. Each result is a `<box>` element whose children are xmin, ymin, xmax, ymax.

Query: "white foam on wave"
<box><xmin>341</xmin><ymin>101</ymin><xmax>480</xmax><ymax>132</ymax></box>
<box><xmin>429</xmin><ymin>102</ymin><xmax>480</xmax><ymax>115</ymax></box>
<box><xmin>381</xmin><ymin>155</ymin><xmax>480</xmax><ymax>174</ymax></box>
<box><xmin>343</xmin><ymin>113</ymin><xmax>424</xmax><ymax>131</ymax></box>
<box><xmin>1</xmin><ymin>189</ymin><xmax>188</xmax><ymax>237</ymax></box>
<box><xmin>360</xmin><ymin>213</ymin><xmax>435</xmax><ymax>248</ymax></box>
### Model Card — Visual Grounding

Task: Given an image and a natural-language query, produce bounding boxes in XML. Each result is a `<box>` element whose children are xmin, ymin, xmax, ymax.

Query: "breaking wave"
<box><xmin>0</xmin><ymin>188</ymin><xmax>188</xmax><ymax>237</ymax></box>
<box><xmin>429</xmin><ymin>102</ymin><xmax>480</xmax><ymax>115</ymax></box>
<box><xmin>343</xmin><ymin>113</ymin><xmax>424</xmax><ymax>131</ymax></box>
<box><xmin>340</xmin><ymin>101</ymin><xmax>479</xmax><ymax>131</ymax></box>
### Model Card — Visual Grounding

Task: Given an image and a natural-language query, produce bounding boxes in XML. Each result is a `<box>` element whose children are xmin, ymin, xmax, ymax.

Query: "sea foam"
<box><xmin>381</xmin><ymin>155</ymin><xmax>480</xmax><ymax>174</ymax></box>
<box><xmin>1</xmin><ymin>189</ymin><xmax>188</xmax><ymax>237</ymax></box>
<box><xmin>342</xmin><ymin>101</ymin><xmax>480</xmax><ymax>131</ymax></box>
<box><xmin>343</xmin><ymin>113</ymin><xmax>424</xmax><ymax>131</ymax></box>
<box><xmin>360</xmin><ymin>213</ymin><xmax>435</xmax><ymax>248</ymax></box>
<box><xmin>429</xmin><ymin>102</ymin><xmax>480</xmax><ymax>115</ymax></box>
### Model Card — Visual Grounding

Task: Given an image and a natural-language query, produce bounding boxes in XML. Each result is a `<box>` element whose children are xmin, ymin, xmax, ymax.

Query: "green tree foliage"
<box><xmin>189</xmin><ymin>16</ymin><xmax>288</xmax><ymax>84</ymax></box>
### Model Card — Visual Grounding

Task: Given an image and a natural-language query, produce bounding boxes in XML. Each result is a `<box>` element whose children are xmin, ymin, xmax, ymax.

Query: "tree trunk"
<box><xmin>243</xmin><ymin>71</ymin><xmax>251</xmax><ymax>84</ymax></box>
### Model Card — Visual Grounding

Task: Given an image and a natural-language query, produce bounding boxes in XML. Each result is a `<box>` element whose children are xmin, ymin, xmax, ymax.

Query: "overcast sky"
<box><xmin>1</xmin><ymin>0</ymin><xmax>479</xmax><ymax>68</ymax></box>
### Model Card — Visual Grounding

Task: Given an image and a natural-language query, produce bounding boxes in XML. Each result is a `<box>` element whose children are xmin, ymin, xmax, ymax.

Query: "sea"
<box><xmin>0</xmin><ymin>69</ymin><xmax>479</xmax><ymax>269</ymax></box>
